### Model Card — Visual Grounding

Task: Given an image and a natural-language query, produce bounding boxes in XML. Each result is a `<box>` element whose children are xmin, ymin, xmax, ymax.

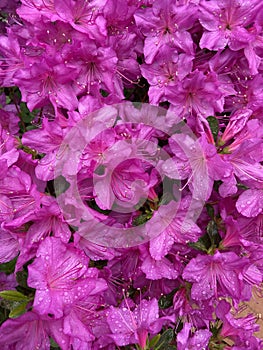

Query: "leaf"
<box><xmin>158</xmin><ymin>288</ymin><xmax>178</xmax><ymax>309</ymax></box>
<box><xmin>20</xmin><ymin>145</ymin><xmax>38</xmax><ymax>159</ymax></box>
<box><xmin>236</xmin><ymin>182</ymin><xmax>249</xmax><ymax>190</ymax></box>
<box><xmin>20</xmin><ymin>102</ymin><xmax>39</xmax><ymax>124</ymax></box>
<box><xmin>132</xmin><ymin>213</ymin><xmax>151</xmax><ymax>226</ymax></box>
<box><xmin>16</xmin><ymin>270</ymin><xmax>29</xmax><ymax>289</ymax></box>
<box><xmin>0</xmin><ymin>290</ymin><xmax>29</xmax><ymax>302</ymax></box>
<box><xmin>149</xmin><ymin>334</ymin><xmax>161</xmax><ymax>348</ymax></box>
<box><xmin>26</xmin><ymin>125</ymin><xmax>39</xmax><ymax>131</ymax></box>
<box><xmin>0</xmin><ymin>256</ymin><xmax>18</xmax><ymax>274</ymax></box>
<box><xmin>206</xmin><ymin>220</ymin><xmax>221</xmax><ymax>247</ymax></box>
<box><xmin>9</xmin><ymin>300</ymin><xmax>28</xmax><ymax>318</ymax></box>
<box><xmin>53</xmin><ymin>175</ymin><xmax>70</xmax><ymax>197</ymax></box>
<box><xmin>188</xmin><ymin>237</ymin><xmax>209</xmax><ymax>252</ymax></box>
<box><xmin>159</xmin><ymin>192</ymin><xmax>174</xmax><ymax>206</ymax></box>
<box><xmin>207</xmin><ymin>220</ymin><xmax>218</xmax><ymax>237</ymax></box>
<box><xmin>0</xmin><ymin>306</ymin><xmax>9</xmax><ymax>325</ymax></box>
<box><xmin>206</xmin><ymin>204</ymin><xmax>215</xmax><ymax>219</ymax></box>
<box><xmin>5</xmin><ymin>95</ymin><xmax>11</xmax><ymax>104</ymax></box>
<box><xmin>100</xmin><ymin>89</ymin><xmax>109</xmax><ymax>97</ymax></box>
<box><xmin>155</xmin><ymin>329</ymin><xmax>175</xmax><ymax>350</ymax></box>
<box><xmin>16</xmin><ymin>270</ymin><xmax>35</xmax><ymax>294</ymax></box>
<box><xmin>50</xmin><ymin>338</ymin><xmax>60</xmax><ymax>348</ymax></box>
<box><xmin>207</xmin><ymin>116</ymin><xmax>219</xmax><ymax>143</ymax></box>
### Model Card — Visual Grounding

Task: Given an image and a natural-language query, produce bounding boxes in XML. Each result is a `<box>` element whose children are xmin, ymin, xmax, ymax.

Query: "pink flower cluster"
<box><xmin>0</xmin><ymin>0</ymin><xmax>263</xmax><ymax>349</ymax></box>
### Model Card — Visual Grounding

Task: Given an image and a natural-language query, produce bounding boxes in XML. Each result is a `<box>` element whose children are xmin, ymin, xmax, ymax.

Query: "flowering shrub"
<box><xmin>0</xmin><ymin>0</ymin><xmax>263</xmax><ymax>349</ymax></box>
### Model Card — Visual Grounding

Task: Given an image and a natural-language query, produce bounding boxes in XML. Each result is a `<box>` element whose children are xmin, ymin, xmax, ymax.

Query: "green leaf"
<box><xmin>158</xmin><ymin>288</ymin><xmax>178</xmax><ymax>309</ymax></box>
<box><xmin>89</xmin><ymin>260</ymin><xmax>108</xmax><ymax>269</ymax></box>
<box><xmin>207</xmin><ymin>220</ymin><xmax>218</xmax><ymax>237</ymax></box>
<box><xmin>53</xmin><ymin>175</ymin><xmax>71</xmax><ymax>197</ymax></box>
<box><xmin>207</xmin><ymin>116</ymin><xmax>219</xmax><ymax>143</ymax></box>
<box><xmin>206</xmin><ymin>220</ymin><xmax>221</xmax><ymax>248</ymax></box>
<box><xmin>0</xmin><ymin>290</ymin><xmax>29</xmax><ymax>302</ymax></box>
<box><xmin>149</xmin><ymin>334</ymin><xmax>161</xmax><ymax>348</ymax></box>
<box><xmin>236</xmin><ymin>182</ymin><xmax>250</xmax><ymax>190</ymax></box>
<box><xmin>26</xmin><ymin>125</ymin><xmax>39</xmax><ymax>131</ymax></box>
<box><xmin>100</xmin><ymin>89</ymin><xmax>109</xmax><ymax>97</ymax></box>
<box><xmin>188</xmin><ymin>237</ymin><xmax>209</xmax><ymax>252</ymax></box>
<box><xmin>50</xmin><ymin>338</ymin><xmax>61</xmax><ymax>348</ymax></box>
<box><xmin>159</xmin><ymin>191</ymin><xmax>174</xmax><ymax>206</ymax></box>
<box><xmin>206</xmin><ymin>204</ymin><xmax>215</xmax><ymax>219</ymax></box>
<box><xmin>5</xmin><ymin>95</ymin><xmax>11</xmax><ymax>104</ymax></box>
<box><xmin>19</xmin><ymin>102</ymin><xmax>40</xmax><ymax>124</ymax></box>
<box><xmin>9</xmin><ymin>300</ymin><xmax>28</xmax><ymax>318</ymax></box>
<box><xmin>0</xmin><ymin>256</ymin><xmax>18</xmax><ymax>274</ymax></box>
<box><xmin>155</xmin><ymin>329</ymin><xmax>175</xmax><ymax>350</ymax></box>
<box><xmin>16</xmin><ymin>270</ymin><xmax>29</xmax><ymax>289</ymax></box>
<box><xmin>20</xmin><ymin>145</ymin><xmax>38</xmax><ymax>159</ymax></box>
<box><xmin>0</xmin><ymin>306</ymin><xmax>9</xmax><ymax>325</ymax></box>
<box><xmin>16</xmin><ymin>270</ymin><xmax>35</xmax><ymax>295</ymax></box>
<box><xmin>132</xmin><ymin>213</ymin><xmax>152</xmax><ymax>226</ymax></box>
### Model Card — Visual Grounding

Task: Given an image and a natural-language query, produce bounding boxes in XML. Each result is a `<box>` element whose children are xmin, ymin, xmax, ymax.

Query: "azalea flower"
<box><xmin>140</xmin><ymin>46</ymin><xmax>193</xmax><ymax>104</ymax></box>
<box><xmin>0</xmin><ymin>311</ymin><xmax>70</xmax><ymax>350</ymax></box>
<box><xmin>107</xmin><ymin>298</ymin><xmax>164</xmax><ymax>348</ymax></box>
<box><xmin>182</xmin><ymin>250</ymin><xmax>262</xmax><ymax>302</ymax></box>
<box><xmin>199</xmin><ymin>0</ymin><xmax>263</xmax><ymax>51</ymax></box>
<box><xmin>27</xmin><ymin>237</ymin><xmax>90</xmax><ymax>318</ymax></box>
<box><xmin>167</xmin><ymin>70</ymin><xmax>226</xmax><ymax>119</ymax></box>
<box><xmin>135</xmin><ymin>0</ymin><xmax>197</xmax><ymax>63</ymax></box>
<box><xmin>14</xmin><ymin>55</ymin><xmax>79</xmax><ymax>111</ymax></box>
<box><xmin>177</xmin><ymin>322</ymin><xmax>212</xmax><ymax>350</ymax></box>
<box><xmin>215</xmin><ymin>299</ymin><xmax>262</xmax><ymax>348</ymax></box>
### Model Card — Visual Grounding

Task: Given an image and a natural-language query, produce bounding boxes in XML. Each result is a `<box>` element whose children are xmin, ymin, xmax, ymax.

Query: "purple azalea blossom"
<box><xmin>149</xmin><ymin>198</ymin><xmax>202</xmax><ymax>260</ymax></box>
<box><xmin>63</xmin><ymin>268</ymin><xmax>108</xmax><ymax>345</ymax></box>
<box><xmin>167</xmin><ymin>70</ymin><xmax>226</xmax><ymax>119</ymax></box>
<box><xmin>0</xmin><ymin>228</ymin><xmax>19</xmax><ymax>263</ymax></box>
<box><xmin>0</xmin><ymin>127</ymin><xmax>19</xmax><ymax>168</ymax></box>
<box><xmin>1</xmin><ymin>166</ymin><xmax>41</xmax><ymax>230</ymax></box>
<box><xmin>140</xmin><ymin>46</ymin><xmax>193</xmax><ymax>104</ymax></box>
<box><xmin>16</xmin><ymin>195</ymin><xmax>71</xmax><ymax>271</ymax></box>
<box><xmin>182</xmin><ymin>250</ymin><xmax>262</xmax><ymax>302</ymax></box>
<box><xmin>199</xmin><ymin>0</ymin><xmax>263</xmax><ymax>51</ymax></box>
<box><xmin>216</xmin><ymin>299</ymin><xmax>261</xmax><ymax>348</ymax></box>
<box><xmin>54</xmin><ymin>0</ymin><xmax>107</xmax><ymax>40</ymax></box>
<box><xmin>22</xmin><ymin>118</ymin><xmax>64</xmax><ymax>181</ymax></box>
<box><xmin>63</xmin><ymin>41</ymin><xmax>120</xmax><ymax>97</ymax></box>
<box><xmin>27</xmin><ymin>237</ymin><xmax>90</xmax><ymax>318</ymax></box>
<box><xmin>0</xmin><ymin>311</ymin><xmax>70</xmax><ymax>350</ymax></box>
<box><xmin>236</xmin><ymin>188</ymin><xmax>263</xmax><ymax>217</ymax></box>
<box><xmin>17</xmin><ymin>0</ymin><xmax>58</xmax><ymax>24</ymax></box>
<box><xmin>135</xmin><ymin>0</ymin><xmax>197</xmax><ymax>63</ymax></box>
<box><xmin>163</xmin><ymin>133</ymin><xmax>230</xmax><ymax>200</ymax></box>
<box><xmin>107</xmin><ymin>298</ymin><xmax>166</xmax><ymax>348</ymax></box>
<box><xmin>14</xmin><ymin>55</ymin><xmax>79</xmax><ymax>111</ymax></box>
<box><xmin>177</xmin><ymin>322</ymin><xmax>212</xmax><ymax>350</ymax></box>
<box><xmin>0</xmin><ymin>34</ymin><xmax>24</xmax><ymax>86</ymax></box>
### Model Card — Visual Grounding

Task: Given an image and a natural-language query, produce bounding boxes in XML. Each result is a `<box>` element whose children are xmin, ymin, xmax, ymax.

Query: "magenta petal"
<box><xmin>0</xmin><ymin>229</ymin><xmax>19</xmax><ymax>263</ymax></box>
<box><xmin>236</xmin><ymin>189</ymin><xmax>263</xmax><ymax>217</ymax></box>
<box><xmin>141</xmin><ymin>256</ymin><xmax>179</xmax><ymax>280</ymax></box>
<box><xmin>0</xmin><ymin>312</ymin><xmax>50</xmax><ymax>349</ymax></box>
<box><xmin>63</xmin><ymin>311</ymin><xmax>95</xmax><ymax>343</ymax></box>
<box><xmin>149</xmin><ymin>231</ymin><xmax>174</xmax><ymax>260</ymax></box>
<box><xmin>28</xmin><ymin>237</ymin><xmax>89</xmax><ymax>318</ymax></box>
<box><xmin>200</xmin><ymin>30</ymin><xmax>227</xmax><ymax>50</ymax></box>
